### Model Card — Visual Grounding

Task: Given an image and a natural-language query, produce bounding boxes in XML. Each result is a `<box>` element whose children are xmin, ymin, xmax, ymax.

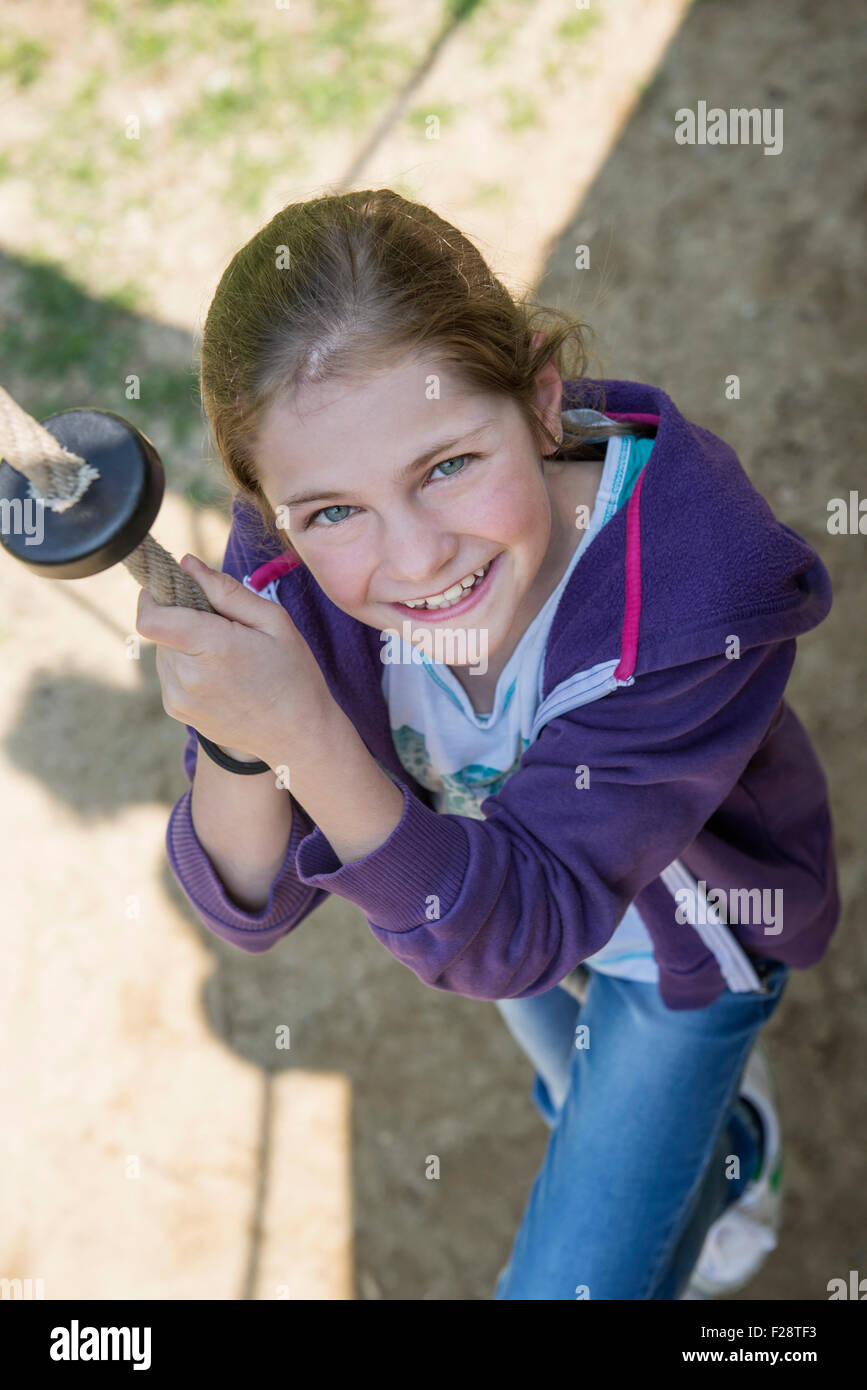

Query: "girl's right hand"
<box><xmin>137</xmin><ymin>554</ymin><xmax>342</xmax><ymax>768</ymax></box>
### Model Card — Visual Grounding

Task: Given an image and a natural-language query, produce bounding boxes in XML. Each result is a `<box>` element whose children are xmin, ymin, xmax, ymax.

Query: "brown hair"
<box><xmin>199</xmin><ymin>187</ymin><xmax>638</xmax><ymax>560</ymax></box>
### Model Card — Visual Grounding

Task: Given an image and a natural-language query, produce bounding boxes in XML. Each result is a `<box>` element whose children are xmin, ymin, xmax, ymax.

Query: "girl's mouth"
<box><xmin>389</xmin><ymin>552</ymin><xmax>502</xmax><ymax>621</ymax></box>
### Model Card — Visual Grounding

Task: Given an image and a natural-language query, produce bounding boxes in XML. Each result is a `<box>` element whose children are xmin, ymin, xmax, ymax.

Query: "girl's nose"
<box><xmin>379</xmin><ymin>515</ymin><xmax>458</xmax><ymax>588</ymax></box>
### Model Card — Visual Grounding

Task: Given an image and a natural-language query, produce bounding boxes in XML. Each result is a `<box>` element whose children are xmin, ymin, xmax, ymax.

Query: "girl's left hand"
<box><xmin>136</xmin><ymin>553</ymin><xmax>340</xmax><ymax>766</ymax></box>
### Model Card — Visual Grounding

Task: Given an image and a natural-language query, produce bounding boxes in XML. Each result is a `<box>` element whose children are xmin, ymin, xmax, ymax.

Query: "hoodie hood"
<box><xmin>546</xmin><ymin>376</ymin><xmax>833</xmax><ymax>687</ymax></box>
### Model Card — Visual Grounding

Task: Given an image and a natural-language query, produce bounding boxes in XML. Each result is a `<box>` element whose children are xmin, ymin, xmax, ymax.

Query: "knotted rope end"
<box><xmin>26</xmin><ymin>457</ymin><xmax>101</xmax><ymax>513</ymax></box>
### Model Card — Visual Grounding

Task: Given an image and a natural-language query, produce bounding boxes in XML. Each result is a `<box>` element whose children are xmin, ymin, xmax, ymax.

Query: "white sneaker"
<box><xmin>680</xmin><ymin>1039</ymin><xmax>784</xmax><ymax>1299</ymax></box>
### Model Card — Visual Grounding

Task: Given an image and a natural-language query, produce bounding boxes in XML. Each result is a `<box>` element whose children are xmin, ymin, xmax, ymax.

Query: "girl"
<box><xmin>141</xmin><ymin>189</ymin><xmax>839</xmax><ymax>1300</ymax></box>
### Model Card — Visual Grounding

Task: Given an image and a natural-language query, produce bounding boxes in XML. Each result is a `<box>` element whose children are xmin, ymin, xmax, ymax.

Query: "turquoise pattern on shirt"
<box><xmin>391</xmin><ymin>724</ymin><xmax>531</xmax><ymax>819</ymax></box>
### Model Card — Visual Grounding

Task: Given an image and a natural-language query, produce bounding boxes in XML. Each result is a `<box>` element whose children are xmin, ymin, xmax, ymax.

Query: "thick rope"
<box><xmin>0</xmin><ymin>384</ymin><xmax>213</xmax><ymax>611</ymax></box>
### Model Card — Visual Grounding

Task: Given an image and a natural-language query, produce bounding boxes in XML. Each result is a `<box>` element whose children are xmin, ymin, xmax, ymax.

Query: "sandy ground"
<box><xmin>0</xmin><ymin>0</ymin><xmax>864</xmax><ymax>1300</ymax></box>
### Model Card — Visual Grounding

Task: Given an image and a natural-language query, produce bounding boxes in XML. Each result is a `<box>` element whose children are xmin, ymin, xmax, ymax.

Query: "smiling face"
<box><xmin>253</xmin><ymin>351</ymin><xmax>570</xmax><ymax>669</ymax></box>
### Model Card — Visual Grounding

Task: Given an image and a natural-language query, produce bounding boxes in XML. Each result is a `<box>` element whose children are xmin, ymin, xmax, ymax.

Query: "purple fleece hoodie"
<box><xmin>166</xmin><ymin>376</ymin><xmax>840</xmax><ymax>1010</ymax></box>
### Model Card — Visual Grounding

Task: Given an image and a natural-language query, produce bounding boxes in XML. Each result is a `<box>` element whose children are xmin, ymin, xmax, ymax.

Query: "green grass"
<box><xmin>6</xmin><ymin>0</ymin><xmax>449</xmax><ymax>261</ymax></box>
<box><xmin>175</xmin><ymin>83</ymin><xmax>263</xmax><ymax>141</ymax></box>
<box><xmin>499</xmin><ymin>86</ymin><xmax>541</xmax><ymax>133</ymax></box>
<box><xmin>557</xmin><ymin>9</ymin><xmax>602</xmax><ymax>43</ymax></box>
<box><xmin>124</xmin><ymin>27</ymin><xmax>175</xmax><ymax>67</ymax></box>
<box><xmin>69</xmin><ymin>70</ymin><xmax>104</xmax><ymax>112</ymax></box>
<box><xmin>131</xmin><ymin>368</ymin><xmax>204</xmax><ymax>444</ymax></box>
<box><xmin>85</xmin><ymin>0</ymin><xmax>120</xmax><ymax>20</ymax></box>
<box><xmin>0</xmin><ymin>256</ymin><xmax>199</xmax><ymax>446</ymax></box>
<box><xmin>227</xmin><ymin>145</ymin><xmax>306</xmax><ymax>214</ymax></box>
<box><xmin>66</xmin><ymin>158</ymin><xmax>100</xmax><ymax>187</ymax></box>
<box><xmin>478</xmin><ymin>29</ymin><xmax>513</xmax><ymax>67</ymax></box>
<box><xmin>103</xmin><ymin>280</ymin><xmax>150</xmax><ymax>314</ymax></box>
<box><xmin>143</xmin><ymin>0</ymin><xmax>233</xmax><ymax>10</ymax></box>
<box><xmin>445</xmin><ymin>0</ymin><xmax>486</xmax><ymax>19</ymax></box>
<box><xmin>406</xmin><ymin>100</ymin><xmax>463</xmax><ymax>137</ymax></box>
<box><xmin>170</xmin><ymin>1</ymin><xmax>416</xmax><ymax>138</ymax></box>
<box><xmin>184</xmin><ymin>475</ymin><xmax>230</xmax><ymax>510</ymax></box>
<box><xmin>309</xmin><ymin>0</ymin><xmax>377</xmax><ymax>53</ymax></box>
<box><xmin>472</xmin><ymin>180</ymin><xmax>510</xmax><ymax>206</ymax></box>
<box><xmin>0</xmin><ymin>37</ymin><xmax>51</xmax><ymax>88</ymax></box>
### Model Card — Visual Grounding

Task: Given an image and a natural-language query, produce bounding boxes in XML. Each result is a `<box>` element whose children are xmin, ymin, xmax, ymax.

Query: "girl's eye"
<box><xmin>429</xmin><ymin>453</ymin><xmax>471</xmax><ymax>480</ymax></box>
<box><xmin>304</xmin><ymin>453</ymin><xmax>478</xmax><ymax>529</ymax></box>
<box><xmin>307</xmin><ymin>503</ymin><xmax>355</xmax><ymax>528</ymax></box>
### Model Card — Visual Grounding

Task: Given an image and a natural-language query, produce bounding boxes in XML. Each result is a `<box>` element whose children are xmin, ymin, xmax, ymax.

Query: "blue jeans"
<box><xmin>493</xmin><ymin>956</ymin><xmax>790</xmax><ymax>1299</ymax></box>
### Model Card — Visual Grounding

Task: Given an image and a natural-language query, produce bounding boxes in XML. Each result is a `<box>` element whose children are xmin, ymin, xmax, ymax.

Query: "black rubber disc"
<box><xmin>0</xmin><ymin>407</ymin><xmax>164</xmax><ymax>579</ymax></box>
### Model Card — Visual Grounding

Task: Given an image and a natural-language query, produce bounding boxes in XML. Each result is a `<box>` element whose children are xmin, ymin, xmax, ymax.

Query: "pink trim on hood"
<box><xmin>605</xmin><ymin>411</ymin><xmax>660</xmax><ymax>426</ymax></box>
<box><xmin>247</xmin><ymin>554</ymin><xmax>302</xmax><ymax>590</ymax></box>
<box><xmin>609</xmin><ymin>413</ymin><xmax>657</xmax><ymax>682</ymax></box>
<box><xmin>614</xmin><ymin>468</ymin><xmax>645</xmax><ymax>683</ymax></box>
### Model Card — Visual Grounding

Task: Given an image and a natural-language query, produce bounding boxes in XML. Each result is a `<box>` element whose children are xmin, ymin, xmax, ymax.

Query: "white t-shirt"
<box><xmin>381</xmin><ymin>411</ymin><xmax>660</xmax><ymax>982</ymax></box>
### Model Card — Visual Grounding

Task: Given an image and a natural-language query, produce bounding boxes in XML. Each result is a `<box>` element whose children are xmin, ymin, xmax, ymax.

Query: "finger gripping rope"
<box><xmin>0</xmin><ymin>383</ymin><xmax>213</xmax><ymax>612</ymax></box>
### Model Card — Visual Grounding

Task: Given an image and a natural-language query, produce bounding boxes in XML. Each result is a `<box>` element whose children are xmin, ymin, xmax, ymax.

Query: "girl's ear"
<box><xmin>527</xmin><ymin>332</ymin><xmax>564</xmax><ymax>449</ymax></box>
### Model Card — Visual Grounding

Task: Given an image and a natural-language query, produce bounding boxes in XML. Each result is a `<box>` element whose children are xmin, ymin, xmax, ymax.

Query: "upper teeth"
<box><xmin>402</xmin><ymin>562</ymin><xmax>490</xmax><ymax>609</ymax></box>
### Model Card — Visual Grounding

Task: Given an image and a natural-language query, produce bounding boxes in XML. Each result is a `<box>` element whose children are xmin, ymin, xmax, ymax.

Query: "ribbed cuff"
<box><xmin>166</xmin><ymin>789</ymin><xmax>325</xmax><ymax>951</ymax></box>
<box><xmin>295</xmin><ymin>779</ymin><xmax>469</xmax><ymax>932</ymax></box>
